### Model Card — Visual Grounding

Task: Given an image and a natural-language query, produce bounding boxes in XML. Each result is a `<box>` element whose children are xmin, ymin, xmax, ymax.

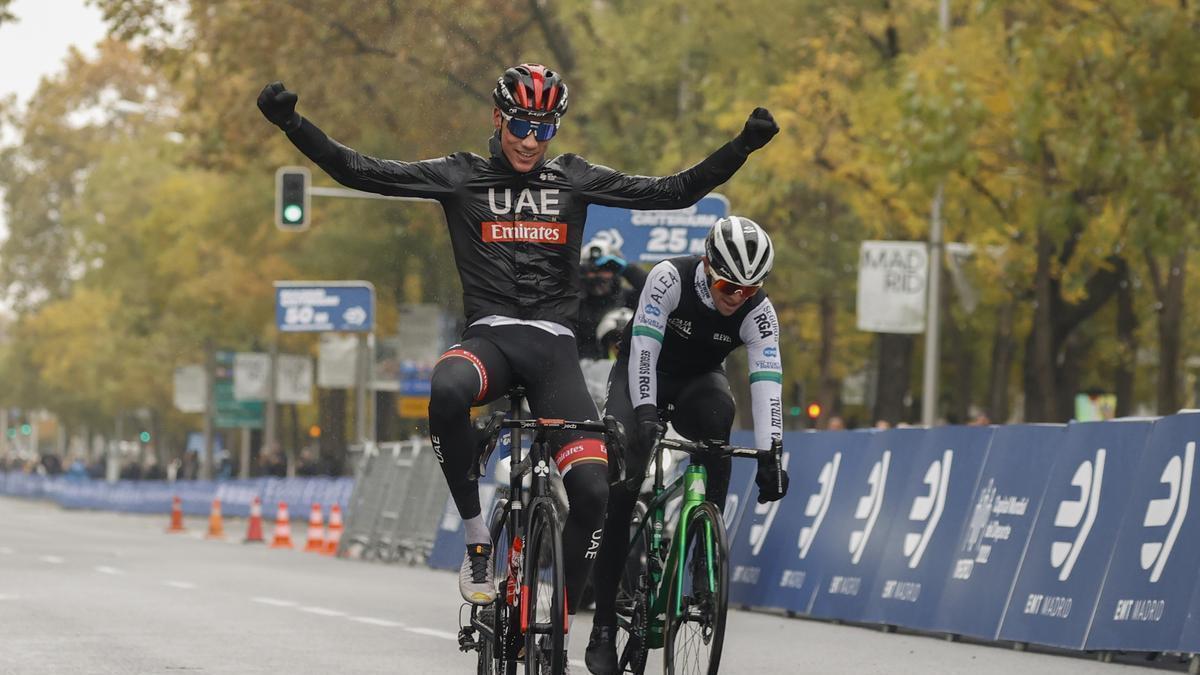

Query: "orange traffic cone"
<box><xmin>323</xmin><ymin>504</ymin><xmax>344</xmax><ymax>556</ymax></box>
<box><xmin>303</xmin><ymin>504</ymin><xmax>325</xmax><ymax>553</ymax></box>
<box><xmin>244</xmin><ymin>496</ymin><xmax>265</xmax><ymax>543</ymax></box>
<box><xmin>166</xmin><ymin>496</ymin><xmax>186</xmax><ymax>533</ymax></box>
<box><xmin>205</xmin><ymin>498</ymin><xmax>225</xmax><ymax>539</ymax></box>
<box><xmin>269</xmin><ymin>502</ymin><xmax>294</xmax><ymax>549</ymax></box>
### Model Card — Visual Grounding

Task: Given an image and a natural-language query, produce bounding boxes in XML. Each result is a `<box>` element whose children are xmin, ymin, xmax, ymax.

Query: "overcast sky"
<box><xmin>0</xmin><ymin>0</ymin><xmax>108</xmax><ymax>251</ymax></box>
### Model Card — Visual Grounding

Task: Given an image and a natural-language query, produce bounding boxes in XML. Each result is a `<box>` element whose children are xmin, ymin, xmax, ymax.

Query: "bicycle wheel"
<box><xmin>488</xmin><ymin>500</ymin><xmax>519</xmax><ymax>675</ymax></box>
<box><xmin>523</xmin><ymin>500</ymin><xmax>565</xmax><ymax>675</ymax></box>
<box><xmin>663</xmin><ymin>501</ymin><xmax>729</xmax><ymax>675</ymax></box>
<box><xmin>615</xmin><ymin>513</ymin><xmax>651</xmax><ymax>674</ymax></box>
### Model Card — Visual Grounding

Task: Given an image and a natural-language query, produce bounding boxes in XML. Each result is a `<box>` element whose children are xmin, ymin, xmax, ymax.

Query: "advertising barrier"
<box><xmin>8</xmin><ymin>413</ymin><xmax>1200</xmax><ymax>659</ymax></box>
<box><xmin>0</xmin><ymin>472</ymin><xmax>353</xmax><ymax>519</ymax></box>
<box><xmin>1086</xmin><ymin>414</ymin><xmax>1200</xmax><ymax>651</ymax></box>
<box><xmin>806</xmin><ymin>428</ymin><xmax>925</xmax><ymax>620</ymax></box>
<box><xmin>860</xmin><ymin>425</ymin><xmax>994</xmax><ymax>629</ymax></box>
<box><xmin>934</xmin><ymin>424</ymin><xmax>1064</xmax><ymax>638</ymax></box>
<box><xmin>997</xmin><ymin>420</ymin><xmax>1153</xmax><ymax>649</ymax></box>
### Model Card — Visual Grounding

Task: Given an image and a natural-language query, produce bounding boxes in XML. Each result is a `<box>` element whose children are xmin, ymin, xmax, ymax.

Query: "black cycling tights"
<box><xmin>592</xmin><ymin>360</ymin><xmax>736</xmax><ymax>627</ymax></box>
<box><xmin>428</xmin><ymin>322</ymin><xmax>606</xmax><ymax>614</ymax></box>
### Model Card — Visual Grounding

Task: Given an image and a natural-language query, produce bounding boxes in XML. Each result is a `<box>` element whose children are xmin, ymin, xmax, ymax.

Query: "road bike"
<box><xmin>613</xmin><ymin>425</ymin><xmax>783</xmax><ymax>675</ymax></box>
<box><xmin>459</xmin><ymin>385</ymin><xmax>624</xmax><ymax>675</ymax></box>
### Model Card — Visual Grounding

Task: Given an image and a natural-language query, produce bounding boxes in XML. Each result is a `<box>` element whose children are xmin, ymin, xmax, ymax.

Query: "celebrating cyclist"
<box><xmin>257</xmin><ymin>65</ymin><xmax>779</xmax><ymax>627</ymax></box>
<box><xmin>586</xmin><ymin>216</ymin><xmax>790</xmax><ymax>674</ymax></box>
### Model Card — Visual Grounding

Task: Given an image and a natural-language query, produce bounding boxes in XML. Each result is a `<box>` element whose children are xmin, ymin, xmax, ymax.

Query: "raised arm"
<box><xmin>569</xmin><ymin>109</ymin><xmax>779</xmax><ymax>210</ymax></box>
<box><xmin>739</xmin><ymin>298</ymin><xmax>783</xmax><ymax>451</ymax></box>
<box><xmin>257</xmin><ymin>82</ymin><xmax>463</xmax><ymax>199</ymax></box>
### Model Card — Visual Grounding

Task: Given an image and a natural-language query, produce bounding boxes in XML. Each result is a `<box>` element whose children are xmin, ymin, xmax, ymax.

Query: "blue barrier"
<box><xmin>11</xmin><ymin>413</ymin><xmax>1200</xmax><ymax>659</ymax></box>
<box><xmin>860</xmin><ymin>425</ymin><xmax>994</xmax><ymax>629</ymax></box>
<box><xmin>0</xmin><ymin>473</ymin><xmax>354</xmax><ymax>519</ymax></box>
<box><xmin>933</xmin><ymin>424</ymin><xmax>1064</xmax><ymax>639</ymax></box>
<box><xmin>807</xmin><ymin>428</ymin><xmax>926</xmax><ymax>620</ymax></box>
<box><xmin>998</xmin><ymin>420</ymin><xmax>1153</xmax><ymax>649</ymax></box>
<box><xmin>1086</xmin><ymin>414</ymin><xmax>1200</xmax><ymax>652</ymax></box>
<box><xmin>728</xmin><ymin>430</ymin><xmax>871</xmax><ymax>612</ymax></box>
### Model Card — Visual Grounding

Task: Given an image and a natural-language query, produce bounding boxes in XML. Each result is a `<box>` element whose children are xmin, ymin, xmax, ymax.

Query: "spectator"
<box><xmin>969</xmin><ymin>410</ymin><xmax>992</xmax><ymax>426</ymax></box>
<box><xmin>874</xmin><ymin>419</ymin><xmax>892</xmax><ymax>430</ymax></box>
<box><xmin>826</xmin><ymin>415</ymin><xmax>846</xmax><ymax>431</ymax></box>
<box><xmin>143</xmin><ymin>456</ymin><xmax>166</xmax><ymax>481</ymax></box>
<box><xmin>296</xmin><ymin>448</ymin><xmax>321</xmax><ymax>477</ymax></box>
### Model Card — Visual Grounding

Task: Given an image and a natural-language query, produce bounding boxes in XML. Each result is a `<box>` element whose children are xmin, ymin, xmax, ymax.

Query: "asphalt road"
<box><xmin>0</xmin><ymin>496</ymin><xmax>1177</xmax><ymax>674</ymax></box>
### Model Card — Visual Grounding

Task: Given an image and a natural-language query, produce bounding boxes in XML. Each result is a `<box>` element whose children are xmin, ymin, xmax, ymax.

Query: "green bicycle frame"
<box><xmin>628</xmin><ymin>462</ymin><xmax>719</xmax><ymax>650</ymax></box>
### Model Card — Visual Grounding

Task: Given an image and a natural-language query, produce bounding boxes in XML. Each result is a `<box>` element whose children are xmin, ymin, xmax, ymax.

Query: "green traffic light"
<box><xmin>6</xmin><ymin>428</ymin><xmax>14</xmax><ymax>438</ymax></box>
<box><xmin>788</xmin><ymin>406</ymin><xmax>802</xmax><ymax>417</ymax></box>
<box><xmin>20</xmin><ymin>424</ymin><xmax>32</xmax><ymax>436</ymax></box>
<box><xmin>139</xmin><ymin>431</ymin><xmax>151</xmax><ymax>443</ymax></box>
<box><xmin>283</xmin><ymin>204</ymin><xmax>304</xmax><ymax>223</ymax></box>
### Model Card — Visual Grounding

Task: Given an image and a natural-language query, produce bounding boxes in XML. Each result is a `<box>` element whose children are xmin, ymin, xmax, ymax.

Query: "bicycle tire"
<box><xmin>663</xmin><ymin>501</ymin><xmax>729</xmax><ymax>675</ymax></box>
<box><xmin>523</xmin><ymin>500</ymin><xmax>566</xmax><ymax>675</ymax></box>
<box><xmin>615</xmin><ymin>513</ymin><xmax>651</xmax><ymax>674</ymax></box>
<box><xmin>487</xmin><ymin>499</ymin><xmax>519</xmax><ymax>675</ymax></box>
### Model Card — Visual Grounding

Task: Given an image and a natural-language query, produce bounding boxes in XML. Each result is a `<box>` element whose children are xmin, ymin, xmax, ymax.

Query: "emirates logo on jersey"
<box><xmin>482</xmin><ymin>221</ymin><xmax>568</xmax><ymax>244</ymax></box>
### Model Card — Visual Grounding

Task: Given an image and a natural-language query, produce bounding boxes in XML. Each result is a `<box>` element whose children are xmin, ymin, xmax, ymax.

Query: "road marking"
<box><xmin>0</xmin><ymin>546</ymin><xmax>13</xmax><ymax>554</ymax></box>
<box><xmin>39</xmin><ymin>555</ymin><xmax>65</xmax><ymax>564</ymax></box>
<box><xmin>349</xmin><ymin>616</ymin><xmax>405</xmax><ymax>628</ymax></box>
<box><xmin>300</xmin><ymin>606</ymin><xmax>347</xmax><ymax>617</ymax></box>
<box><xmin>0</xmin><ymin>594</ymin><xmax>18</xmax><ymax>601</ymax></box>
<box><xmin>94</xmin><ymin>566</ymin><xmax>123</xmax><ymax>575</ymax></box>
<box><xmin>252</xmin><ymin>597</ymin><xmax>298</xmax><ymax>608</ymax></box>
<box><xmin>405</xmin><ymin>627</ymin><xmax>459</xmax><ymax>641</ymax></box>
<box><xmin>164</xmin><ymin>581</ymin><xmax>196</xmax><ymax>590</ymax></box>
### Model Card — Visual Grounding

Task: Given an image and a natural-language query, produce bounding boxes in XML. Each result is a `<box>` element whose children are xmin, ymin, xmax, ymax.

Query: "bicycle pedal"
<box><xmin>457</xmin><ymin>626</ymin><xmax>478</xmax><ymax>652</ymax></box>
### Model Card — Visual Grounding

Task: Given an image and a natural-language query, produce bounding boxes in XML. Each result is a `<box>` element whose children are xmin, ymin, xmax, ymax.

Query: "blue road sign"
<box><xmin>1087</xmin><ymin>414</ymin><xmax>1200</xmax><ymax>652</ymax></box>
<box><xmin>275</xmin><ymin>281</ymin><xmax>375</xmax><ymax>332</ymax></box>
<box><xmin>934</xmin><ymin>424</ymin><xmax>1065</xmax><ymax>639</ymax></box>
<box><xmin>998</xmin><ymin>420</ymin><xmax>1153</xmax><ymax>649</ymax></box>
<box><xmin>583</xmin><ymin>194</ymin><xmax>729</xmax><ymax>263</ymax></box>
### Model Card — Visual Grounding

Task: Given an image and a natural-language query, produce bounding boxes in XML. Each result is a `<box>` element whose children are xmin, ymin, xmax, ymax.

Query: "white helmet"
<box><xmin>704</xmin><ymin>216</ymin><xmax>774</xmax><ymax>286</ymax></box>
<box><xmin>596</xmin><ymin>307</ymin><xmax>634</xmax><ymax>343</ymax></box>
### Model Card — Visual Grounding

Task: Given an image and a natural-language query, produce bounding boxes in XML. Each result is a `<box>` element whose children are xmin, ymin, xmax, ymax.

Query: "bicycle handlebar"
<box><xmin>656</xmin><ymin>437</ymin><xmax>773</xmax><ymax>461</ymax></box>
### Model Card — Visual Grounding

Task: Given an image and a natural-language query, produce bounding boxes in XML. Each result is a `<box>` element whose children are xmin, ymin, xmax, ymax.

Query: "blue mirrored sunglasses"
<box><xmin>503</xmin><ymin>112</ymin><xmax>559</xmax><ymax>141</ymax></box>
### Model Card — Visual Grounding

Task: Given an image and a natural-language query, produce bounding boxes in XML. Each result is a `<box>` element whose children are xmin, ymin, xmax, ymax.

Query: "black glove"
<box><xmin>257</xmin><ymin>81</ymin><xmax>302</xmax><ymax>132</ymax></box>
<box><xmin>735</xmin><ymin>107</ymin><xmax>779</xmax><ymax>153</ymax></box>
<box><xmin>755</xmin><ymin>439</ymin><xmax>789</xmax><ymax>503</ymax></box>
<box><xmin>633</xmin><ymin>404</ymin><xmax>663</xmax><ymax>455</ymax></box>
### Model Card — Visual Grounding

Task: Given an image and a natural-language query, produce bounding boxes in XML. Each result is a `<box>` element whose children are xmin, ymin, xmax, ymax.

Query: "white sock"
<box><xmin>464</xmin><ymin>515</ymin><xmax>490</xmax><ymax>546</ymax></box>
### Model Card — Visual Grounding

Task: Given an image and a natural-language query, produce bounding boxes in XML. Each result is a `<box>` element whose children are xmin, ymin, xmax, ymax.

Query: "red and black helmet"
<box><xmin>492</xmin><ymin>63</ymin><xmax>569</xmax><ymax>121</ymax></box>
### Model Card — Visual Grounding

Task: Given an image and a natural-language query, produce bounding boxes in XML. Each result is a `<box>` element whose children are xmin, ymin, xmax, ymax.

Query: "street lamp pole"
<box><xmin>921</xmin><ymin>0</ymin><xmax>952</xmax><ymax>427</ymax></box>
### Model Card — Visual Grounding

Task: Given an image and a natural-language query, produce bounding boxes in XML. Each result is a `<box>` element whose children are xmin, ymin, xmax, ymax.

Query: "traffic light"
<box><xmin>20</xmin><ymin>423</ymin><xmax>32</xmax><ymax>436</ymax></box>
<box><xmin>275</xmin><ymin>166</ymin><xmax>311</xmax><ymax>230</ymax></box>
<box><xmin>806</xmin><ymin>402</ymin><xmax>822</xmax><ymax>428</ymax></box>
<box><xmin>139</xmin><ymin>431</ymin><xmax>152</xmax><ymax>443</ymax></box>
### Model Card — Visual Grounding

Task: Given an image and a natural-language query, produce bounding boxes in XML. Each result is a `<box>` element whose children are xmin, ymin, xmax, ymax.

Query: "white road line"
<box><xmin>0</xmin><ymin>546</ymin><xmax>13</xmax><ymax>554</ymax></box>
<box><xmin>164</xmin><ymin>581</ymin><xmax>196</xmax><ymax>590</ymax></box>
<box><xmin>252</xmin><ymin>597</ymin><xmax>298</xmax><ymax>608</ymax></box>
<box><xmin>405</xmin><ymin>627</ymin><xmax>459</xmax><ymax>641</ymax></box>
<box><xmin>94</xmin><ymin>566</ymin><xmax>123</xmax><ymax>575</ymax></box>
<box><xmin>348</xmin><ymin>616</ymin><xmax>406</xmax><ymax>628</ymax></box>
<box><xmin>299</xmin><ymin>606</ymin><xmax>347</xmax><ymax>617</ymax></box>
<box><xmin>39</xmin><ymin>555</ymin><xmax>64</xmax><ymax>564</ymax></box>
<box><xmin>0</xmin><ymin>594</ymin><xmax>19</xmax><ymax>601</ymax></box>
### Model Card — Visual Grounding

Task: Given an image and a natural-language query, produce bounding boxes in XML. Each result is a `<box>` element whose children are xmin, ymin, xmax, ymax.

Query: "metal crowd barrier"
<box><xmin>339</xmin><ymin>439</ymin><xmax>448</xmax><ymax>566</ymax></box>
